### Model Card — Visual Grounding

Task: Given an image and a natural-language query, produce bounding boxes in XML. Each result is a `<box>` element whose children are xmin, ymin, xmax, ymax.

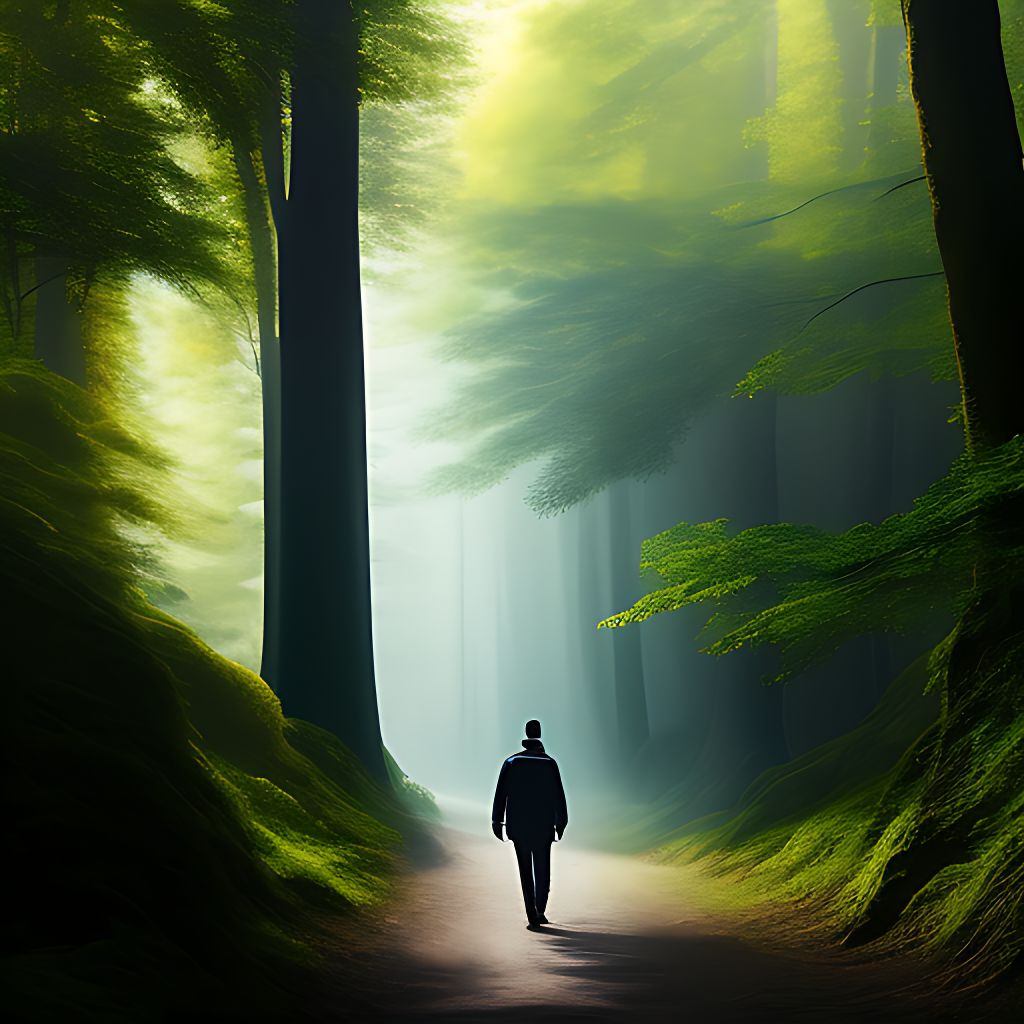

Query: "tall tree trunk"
<box><xmin>827</xmin><ymin>0</ymin><xmax>873</xmax><ymax>173</ymax></box>
<box><xmin>33</xmin><ymin>258</ymin><xmax>86</xmax><ymax>385</ymax></box>
<box><xmin>457</xmin><ymin>498</ymin><xmax>469</xmax><ymax>741</ymax></box>
<box><xmin>866</xmin><ymin>375</ymin><xmax>896</xmax><ymax>700</ymax></box>
<box><xmin>903</xmin><ymin>0</ymin><xmax>1024</xmax><ymax>452</ymax></box>
<box><xmin>847</xmin><ymin>1</ymin><xmax>1024</xmax><ymax>947</ymax></box>
<box><xmin>233</xmin><ymin>141</ymin><xmax>283</xmax><ymax>689</ymax></box>
<box><xmin>577</xmin><ymin>495</ymin><xmax>618</xmax><ymax>757</ymax></box>
<box><xmin>866</xmin><ymin>20</ymin><xmax>905</xmax><ymax>162</ymax></box>
<box><xmin>608</xmin><ymin>480</ymin><xmax>650</xmax><ymax>762</ymax></box>
<box><xmin>711</xmin><ymin>394</ymin><xmax>788</xmax><ymax>770</ymax></box>
<box><xmin>733</xmin><ymin>393</ymin><xmax>789</xmax><ymax>764</ymax></box>
<box><xmin>905</xmin><ymin>0</ymin><xmax>1024</xmax><ymax>709</ymax></box>
<box><xmin>275</xmin><ymin>0</ymin><xmax>385</xmax><ymax>779</ymax></box>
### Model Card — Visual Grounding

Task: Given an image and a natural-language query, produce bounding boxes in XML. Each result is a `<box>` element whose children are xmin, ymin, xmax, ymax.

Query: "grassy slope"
<box><xmin>0</xmin><ymin>362</ymin><xmax>429</xmax><ymax>1021</ymax></box>
<box><xmin>653</xmin><ymin>648</ymin><xmax>1024</xmax><ymax>991</ymax></box>
<box><xmin>615</xmin><ymin>655</ymin><xmax>939</xmax><ymax>852</ymax></box>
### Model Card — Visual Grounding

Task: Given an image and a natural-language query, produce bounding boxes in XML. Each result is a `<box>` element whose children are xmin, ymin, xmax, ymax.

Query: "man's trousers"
<box><xmin>512</xmin><ymin>838</ymin><xmax>553</xmax><ymax>920</ymax></box>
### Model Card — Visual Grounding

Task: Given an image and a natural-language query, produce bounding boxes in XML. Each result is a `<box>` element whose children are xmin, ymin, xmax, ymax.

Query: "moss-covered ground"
<box><xmin>652</xmin><ymin>646</ymin><xmax>1024</xmax><ymax>1000</ymax></box>
<box><xmin>0</xmin><ymin>361</ymin><xmax>433</xmax><ymax>1021</ymax></box>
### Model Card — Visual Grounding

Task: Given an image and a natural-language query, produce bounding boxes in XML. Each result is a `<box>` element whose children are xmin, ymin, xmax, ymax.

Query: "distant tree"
<box><xmin>117</xmin><ymin>0</ymin><xmax>296</xmax><ymax>704</ymax></box>
<box><xmin>424</xmin><ymin>0</ymin><xmax>942</xmax><ymax>797</ymax></box>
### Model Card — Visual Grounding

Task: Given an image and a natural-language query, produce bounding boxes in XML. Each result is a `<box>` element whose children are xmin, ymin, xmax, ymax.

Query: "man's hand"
<box><xmin>491</xmin><ymin>821</ymin><xmax>504</xmax><ymax>842</ymax></box>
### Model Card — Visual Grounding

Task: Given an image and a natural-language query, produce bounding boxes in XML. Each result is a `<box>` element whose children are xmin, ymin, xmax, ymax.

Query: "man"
<box><xmin>491</xmin><ymin>719</ymin><xmax>569</xmax><ymax>929</ymax></box>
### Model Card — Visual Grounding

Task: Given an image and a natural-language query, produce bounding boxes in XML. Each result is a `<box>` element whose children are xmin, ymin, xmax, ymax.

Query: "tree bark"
<box><xmin>274</xmin><ymin>0</ymin><xmax>385</xmax><ymax>779</ymax></box>
<box><xmin>903</xmin><ymin>0</ymin><xmax>1024</xmax><ymax>451</ymax></box>
<box><xmin>717</xmin><ymin>393</ymin><xmax>789</xmax><ymax>768</ymax></box>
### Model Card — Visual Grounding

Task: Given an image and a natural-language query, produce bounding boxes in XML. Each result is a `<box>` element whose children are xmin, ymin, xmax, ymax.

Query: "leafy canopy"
<box><xmin>426</xmin><ymin>0</ymin><xmax>952</xmax><ymax>514</ymax></box>
<box><xmin>0</xmin><ymin>0</ymin><xmax>228</xmax><ymax>351</ymax></box>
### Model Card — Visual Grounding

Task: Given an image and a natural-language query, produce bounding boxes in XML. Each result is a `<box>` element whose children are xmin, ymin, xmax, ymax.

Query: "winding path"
<box><xmin>327</xmin><ymin>800</ymin><xmax>978</xmax><ymax>1023</ymax></box>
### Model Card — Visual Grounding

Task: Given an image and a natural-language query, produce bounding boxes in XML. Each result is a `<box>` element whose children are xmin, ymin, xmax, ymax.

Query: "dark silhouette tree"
<box><xmin>272</xmin><ymin>0</ymin><xmax>460</xmax><ymax>778</ymax></box>
<box><xmin>111</xmin><ymin>0</ymin><xmax>461</xmax><ymax>778</ymax></box>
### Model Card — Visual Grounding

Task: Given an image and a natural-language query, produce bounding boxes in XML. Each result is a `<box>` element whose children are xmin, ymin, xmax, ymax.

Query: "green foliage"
<box><xmin>426</xmin><ymin>186</ymin><xmax>952</xmax><ymax>513</ymax></box>
<box><xmin>0</xmin><ymin>1</ymin><xmax>229</xmax><ymax>351</ymax></box>
<box><xmin>868</xmin><ymin>1</ymin><xmax>905</xmax><ymax>29</ymax></box>
<box><xmin>600</xmin><ymin>438</ymin><xmax>1024</xmax><ymax>682</ymax></box>
<box><xmin>0</xmin><ymin>361</ymin><xmax>413</xmax><ymax>1018</ymax></box>
<box><xmin>427</xmin><ymin>204</ymin><xmax>803</xmax><ymax>512</ymax></box>
<box><xmin>426</xmin><ymin>0</ymin><xmax>957</xmax><ymax>513</ymax></box>
<box><xmin>1001</xmin><ymin>0</ymin><xmax>1024</xmax><ymax>138</ymax></box>
<box><xmin>357</xmin><ymin>0</ymin><xmax>469</xmax><ymax>255</ymax></box>
<box><xmin>358</xmin><ymin>0</ymin><xmax>467</xmax><ymax>104</ymax></box>
<box><xmin>662</xmin><ymin>629</ymin><xmax>1024</xmax><ymax>986</ymax></box>
<box><xmin>0</xmin><ymin>359</ymin><xmax>171</xmax><ymax>588</ymax></box>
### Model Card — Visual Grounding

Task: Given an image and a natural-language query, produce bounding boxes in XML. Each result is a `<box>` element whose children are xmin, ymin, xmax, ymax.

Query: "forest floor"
<box><xmin>313</xmin><ymin>798</ymin><xmax>1008</xmax><ymax>1023</ymax></box>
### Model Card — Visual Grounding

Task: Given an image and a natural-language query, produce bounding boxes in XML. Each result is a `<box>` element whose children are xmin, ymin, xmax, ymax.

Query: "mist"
<box><xmin>124</xmin><ymin>0</ymin><xmax>969</xmax><ymax>832</ymax></box>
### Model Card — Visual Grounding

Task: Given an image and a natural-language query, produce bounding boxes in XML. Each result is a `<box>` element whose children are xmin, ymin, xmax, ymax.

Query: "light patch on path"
<box><xmin>386</xmin><ymin>827</ymin><xmax>683</xmax><ymax>1014</ymax></box>
<box><xmin>341</xmin><ymin>799</ymin><xmax>951</xmax><ymax>1022</ymax></box>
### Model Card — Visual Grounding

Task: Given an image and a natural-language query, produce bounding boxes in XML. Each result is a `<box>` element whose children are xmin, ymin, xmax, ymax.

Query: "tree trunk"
<box><xmin>903</xmin><ymin>0</ymin><xmax>1024</xmax><ymax>451</ymax></box>
<box><xmin>866</xmin><ymin>375</ymin><xmax>895</xmax><ymax>700</ymax></box>
<box><xmin>847</xmin><ymin>2</ymin><xmax>1024</xmax><ymax>947</ymax></box>
<box><xmin>33</xmin><ymin>258</ymin><xmax>86</xmax><ymax>386</ymax></box>
<box><xmin>274</xmin><ymin>0</ymin><xmax>385</xmax><ymax>779</ymax></box>
<box><xmin>608</xmin><ymin>480</ymin><xmax>650</xmax><ymax>762</ymax></box>
<box><xmin>732</xmin><ymin>393</ymin><xmax>789</xmax><ymax>764</ymax></box>
<box><xmin>866</xmin><ymin>21</ymin><xmax>905</xmax><ymax>161</ymax></box>
<box><xmin>577</xmin><ymin>495</ymin><xmax>618</xmax><ymax>758</ymax></box>
<box><xmin>826</xmin><ymin>0</ymin><xmax>873</xmax><ymax>173</ymax></box>
<box><xmin>905</xmin><ymin>0</ymin><xmax>1024</xmax><ymax>714</ymax></box>
<box><xmin>232</xmin><ymin>140</ymin><xmax>283</xmax><ymax>690</ymax></box>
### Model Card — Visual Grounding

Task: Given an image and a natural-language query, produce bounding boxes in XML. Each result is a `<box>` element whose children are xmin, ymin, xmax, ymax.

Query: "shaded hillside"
<box><xmin>615</xmin><ymin>655</ymin><xmax>940</xmax><ymax>852</ymax></box>
<box><xmin>0</xmin><ymin>362</ymin><xmax>432</xmax><ymax>1021</ymax></box>
<box><xmin>654</xmin><ymin>652</ymin><xmax>1024</xmax><ymax>991</ymax></box>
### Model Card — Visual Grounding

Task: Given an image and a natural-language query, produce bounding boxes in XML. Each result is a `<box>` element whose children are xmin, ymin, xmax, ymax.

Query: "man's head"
<box><xmin>525</xmin><ymin>719</ymin><xmax>541</xmax><ymax>739</ymax></box>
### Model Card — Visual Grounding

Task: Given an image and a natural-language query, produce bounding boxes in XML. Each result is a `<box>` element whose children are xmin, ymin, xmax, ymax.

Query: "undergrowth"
<box><xmin>658</xmin><ymin>638</ymin><xmax>1024</xmax><ymax>991</ymax></box>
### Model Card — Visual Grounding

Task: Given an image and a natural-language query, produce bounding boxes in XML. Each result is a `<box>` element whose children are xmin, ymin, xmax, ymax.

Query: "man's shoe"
<box><xmin>537</xmin><ymin>913</ymin><xmax>549</xmax><ymax>924</ymax></box>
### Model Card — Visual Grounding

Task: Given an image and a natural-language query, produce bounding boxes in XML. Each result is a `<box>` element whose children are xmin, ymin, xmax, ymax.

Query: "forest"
<box><xmin>3</xmin><ymin>0</ymin><xmax>1024</xmax><ymax>1021</ymax></box>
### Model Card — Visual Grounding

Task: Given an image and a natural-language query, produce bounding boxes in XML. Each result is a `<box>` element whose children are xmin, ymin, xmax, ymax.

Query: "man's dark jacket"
<box><xmin>491</xmin><ymin>740</ymin><xmax>568</xmax><ymax>843</ymax></box>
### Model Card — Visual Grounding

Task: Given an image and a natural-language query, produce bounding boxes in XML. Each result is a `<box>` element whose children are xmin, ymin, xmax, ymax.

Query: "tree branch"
<box><xmin>800</xmin><ymin>271</ymin><xmax>944</xmax><ymax>333</ymax></box>
<box><xmin>874</xmin><ymin>174</ymin><xmax>927</xmax><ymax>200</ymax></box>
<box><xmin>740</xmin><ymin>169</ymin><xmax>922</xmax><ymax>227</ymax></box>
<box><xmin>19</xmin><ymin>268</ymin><xmax>67</xmax><ymax>304</ymax></box>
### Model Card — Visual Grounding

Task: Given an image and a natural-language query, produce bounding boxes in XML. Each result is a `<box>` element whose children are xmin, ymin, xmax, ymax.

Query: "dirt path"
<box><xmin>323</xmin><ymin>804</ymin><xmax>979</xmax><ymax>1023</ymax></box>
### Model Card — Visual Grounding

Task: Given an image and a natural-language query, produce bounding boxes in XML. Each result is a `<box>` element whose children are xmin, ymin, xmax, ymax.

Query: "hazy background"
<box><xmin>130</xmin><ymin>0</ymin><xmax>967</xmax><ymax>826</ymax></box>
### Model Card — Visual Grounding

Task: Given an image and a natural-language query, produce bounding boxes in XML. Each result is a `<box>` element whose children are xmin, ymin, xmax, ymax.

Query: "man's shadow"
<box><xmin>512</xmin><ymin>922</ymin><xmax>949</xmax><ymax>1024</ymax></box>
<box><xmin>357</xmin><ymin>918</ymin><xmax>982</xmax><ymax>1024</ymax></box>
